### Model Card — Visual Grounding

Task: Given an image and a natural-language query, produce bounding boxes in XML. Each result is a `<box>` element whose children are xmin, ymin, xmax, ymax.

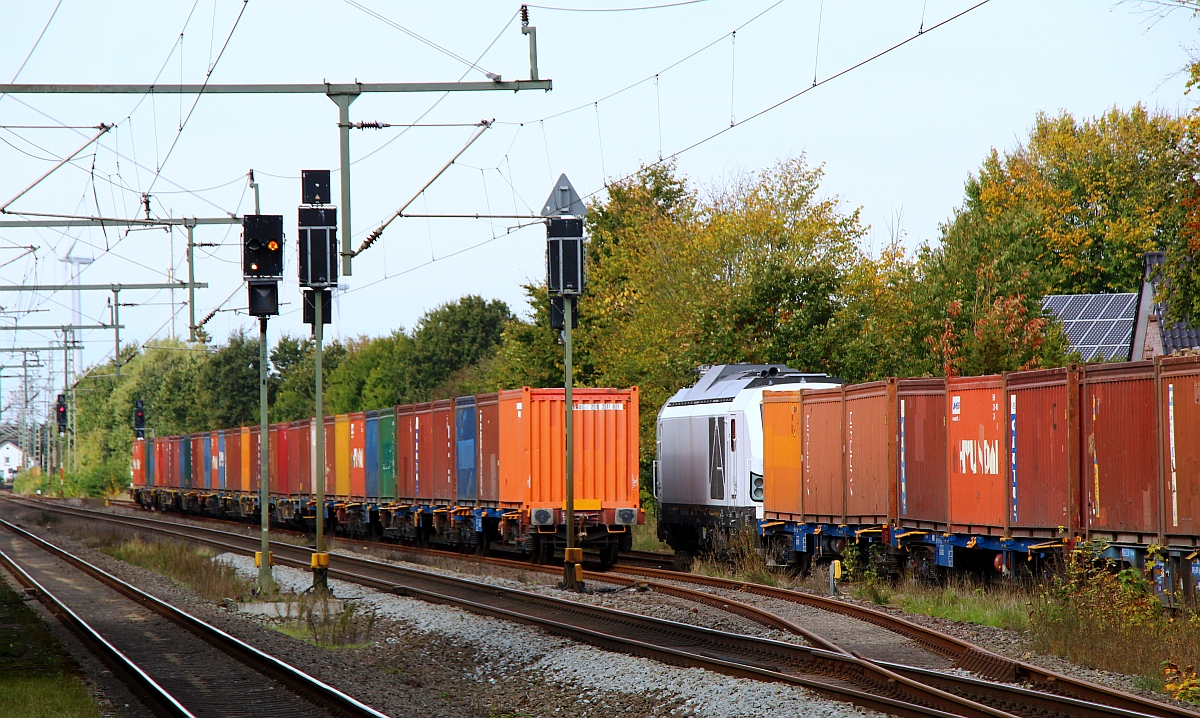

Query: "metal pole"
<box><xmin>187</xmin><ymin>222</ymin><xmax>196</xmax><ymax>342</ymax></box>
<box><xmin>258</xmin><ymin>316</ymin><xmax>274</xmax><ymax>592</ymax></box>
<box><xmin>112</xmin><ymin>290</ymin><xmax>121</xmax><ymax>378</ymax></box>
<box><xmin>313</xmin><ymin>290</ymin><xmax>328</xmax><ymax>591</ymax></box>
<box><xmin>562</xmin><ymin>294</ymin><xmax>579</xmax><ymax>590</ymax></box>
<box><xmin>21</xmin><ymin>353</ymin><xmax>28</xmax><ymax>469</ymax></box>
<box><xmin>331</xmin><ymin>94</ymin><xmax>357</xmax><ymax>277</ymax></box>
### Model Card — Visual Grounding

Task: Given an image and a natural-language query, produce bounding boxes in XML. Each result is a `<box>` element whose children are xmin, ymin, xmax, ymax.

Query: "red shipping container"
<box><xmin>477</xmin><ymin>393</ymin><xmax>501</xmax><ymax>505</ymax></box>
<box><xmin>947</xmin><ymin>375</ymin><xmax>1006</xmax><ymax>533</ymax></box>
<box><xmin>323</xmin><ymin>415</ymin><xmax>336</xmax><ymax>498</ymax></box>
<box><xmin>164</xmin><ymin>437</ymin><xmax>177</xmax><ymax>488</ymax></box>
<box><xmin>268</xmin><ymin>425</ymin><xmax>279</xmax><ymax>494</ymax></box>
<box><xmin>896</xmin><ymin>379</ymin><xmax>948</xmax><ymax>529</ymax></box>
<box><xmin>1082</xmin><ymin>361</ymin><xmax>1160</xmax><ymax>541</ymax></box>
<box><xmin>225</xmin><ymin>430</ymin><xmax>242</xmax><ymax>493</ymax></box>
<box><xmin>191</xmin><ymin>435</ymin><xmax>205</xmax><ymax>490</ymax></box>
<box><xmin>395</xmin><ymin>405</ymin><xmax>416</xmax><ymax>501</ymax></box>
<box><xmin>132</xmin><ymin>439</ymin><xmax>146</xmax><ymax>487</ymax></box>
<box><xmin>288</xmin><ymin>420</ymin><xmax>311</xmax><ymax>496</ymax></box>
<box><xmin>412</xmin><ymin>401</ymin><xmax>455</xmax><ymax>503</ymax></box>
<box><xmin>1006</xmin><ymin>367</ymin><xmax>1081</xmax><ymax>537</ymax></box>
<box><xmin>349</xmin><ymin>412</ymin><xmax>366</xmax><ymax>498</ymax></box>
<box><xmin>248</xmin><ymin>426</ymin><xmax>262</xmax><ymax>493</ymax></box>
<box><xmin>801</xmin><ymin>387</ymin><xmax>844</xmax><ymax>523</ymax></box>
<box><xmin>1157</xmin><ymin>355</ymin><xmax>1200</xmax><ymax>543</ymax></box>
<box><xmin>210</xmin><ymin>431</ymin><xmax>220</xmax><ymax>489</ymax></box>
<box><xmin>843</xmin><ymin>382</ymin><xmax>892</xmax><ymax>525</ymax></box>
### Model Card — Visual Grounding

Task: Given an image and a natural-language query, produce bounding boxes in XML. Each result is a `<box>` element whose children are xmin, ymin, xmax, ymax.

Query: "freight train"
<box><xmin>655</xmin><ymin>358</ymin><xmax>1200</xmax><ymax>600</ymax></box>
<box><xmin>131</xmin><ymin>387</ymin><xmax>642</xmax><ymax>566</ymax></box>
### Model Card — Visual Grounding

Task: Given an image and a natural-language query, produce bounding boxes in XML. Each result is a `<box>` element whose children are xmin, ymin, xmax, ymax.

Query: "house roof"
<box><xmin>1041</xmin><ymin>293</ymin><xmax>1137</xmax><ymax>362</ymax></box>
<box><xmin>1140</xmin><ymin>252</ymin><xmax>1200</xmax><ymax>354</ymax></box>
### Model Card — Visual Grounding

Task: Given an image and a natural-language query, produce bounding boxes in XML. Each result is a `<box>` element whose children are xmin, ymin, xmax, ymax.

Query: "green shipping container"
<box><xmin>379</xmin><ymin>407</ymin><xmax>396</xmax><ymax>499</ymax></box>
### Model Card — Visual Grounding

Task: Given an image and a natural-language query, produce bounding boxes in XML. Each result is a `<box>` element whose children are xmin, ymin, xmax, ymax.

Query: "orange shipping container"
<box><xmin>323</xmin><ymin>415</ymin><xmax>337</xmax><ymax>498</ymax></box>
<box><xmin>288</xmin><ymin>420</ymin><xmax>311</xmax><ymax>495</ymax></box>
<box><xmin>843</xmin><ymin>382</ymin><xmax>892</xmax><ymax>524</ymax></box>
<box><xmin>499</xmin><ymin>387</ymin><xmax>640</xmax><ymax>514</ymax></box>
<box><xmin>800</xmin><ymin>387</ymin><xmax>843</xmax><ymax>523</ymax></box>
<box><xmin>395</xmin><ymin>405</ymin><xmax>416</xmax><ymax>501</ymax></box>
<box><xmin>947</xmin><ymin>376</ymin><xmax>1006</xmax><ymax>532</ymax></box>
<box><xmin>763</xmin><ymin>390</ymin><xmax>804</xmax><ymax>521</ymax></box>
<box><xmin>1159</xmin><ymin>354</ymin><xmax>1200</xmax><ymax>544</ymax></box>
<box><xmin>132</xmin><ymin>439</ymin><xmax>146</xmax><ymax>486</ymax></box>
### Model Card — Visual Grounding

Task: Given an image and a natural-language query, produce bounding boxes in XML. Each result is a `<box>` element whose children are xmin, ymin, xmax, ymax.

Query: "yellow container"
<box><xmin>335</xmin><ymin>414</ymin><xmax>351</xmax><ymax>498</ymax></box>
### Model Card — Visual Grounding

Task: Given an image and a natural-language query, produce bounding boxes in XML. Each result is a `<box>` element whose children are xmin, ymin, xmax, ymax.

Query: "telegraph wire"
<box><xmin>527</xmin><ymin>0</ymin><xmax>712</xmax><ymax>11</ymax></box>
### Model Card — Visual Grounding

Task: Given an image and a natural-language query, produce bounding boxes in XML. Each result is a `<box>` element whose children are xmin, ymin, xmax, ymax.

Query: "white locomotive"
<box><xmin>654</xmin><ymin>364</ymin><xmax>840</xmax><ymax>554</ymax></box>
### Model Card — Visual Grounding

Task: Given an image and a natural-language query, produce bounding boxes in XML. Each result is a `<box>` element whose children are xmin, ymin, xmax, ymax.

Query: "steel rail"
<box><xmin>2</xmin><ymin>499</ymin><xmax>1006</xmax><ymax>718</ymax></box>
<box><xmin>607</xmin><ymin>565</ymin><xmax>1200</xmax><ymax>717</ymax></box>
<box><xmin>15</xmin><ymin>498</ymin><xmax>1199</xmax><ymax>718</ymax></box>
<box><xmin>0</xmin><ymin>516</ymin><xmax>390</xmax><ymax>718</ymax></box>
<box><xmin>0</xmin><ymin>547</ymin><xmax>198</xmax><ymax>718</ymax></box>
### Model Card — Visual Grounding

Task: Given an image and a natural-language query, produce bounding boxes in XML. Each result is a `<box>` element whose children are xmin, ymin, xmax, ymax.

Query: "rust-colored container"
<box><xmin>225</xmin><ymin>429</ymin><xmax>242</xmax><ymax>493</ymax></box>
<box><xmin>191</xmin><ymin>435</ymin><xmax>205</xmax><ymax>491</ymax></box>
<box><xmin>267</xmin><ymin>425</ymin><xmax>279</xmax><ymax>494</ymax></box>
<box><xmin>132</xmin><ymin>439</ymin><xmax>146</xmax><ymax>487</ymax></box>
<box><xmin>323</xmin><ymin>415</ymin><xmax>337</xmax><ymax>498</ymax></box>
<box><xmin>210</xmin><ymin>431</ymin><xmax>221</xmax><ymax>490</ymax></box>
<box><xmin>896</xmin><ymin>379</ymin><xmax>948</xmax><ymax>529</ymax></box>
<box><xmin>155</xmin><ymin>438</ymin><xmax>167</xmax><ymax>488</ymax></box>
<box><xmin>499</xmin><ymin>387</ymin><xmax>640</xmax><ymax>514</ymax></box>
<box><xmin>412</xmin><ymin>400</ymin><xmax>455</xmax><ymax>503</ymax></box>
<box><xmin>1006</xmin><ymin>367</ymin><xmax>1081</xmax><ymax>537</ymax></box>
<box><xmin>395</xmin><ymin>405</ymin><xmax>416</xmax><ymax>501</ymax></box>
<box><xmin>288</xmin><ymin>420</ymin><xmax>311</xmax><ymax>495</ymax></box>
<box><xmin>1082</xmin><ymin>361</ymin><xmax>1160</xmax><ymax>541</ymax></box>
<box><xmin>947</xmin><ymin>375</ymin><xmax>1006</xmax><ymax>532</ymax></box>
<box><xmin>247</xmin><ymin>426</ymin><xmax>262</xmax><ymax>493</ymax></box>
<box><xmin>1158</xmin><ymin>355</ymin><xmax>1200</xmax><ymax>543</ymax></box>
<box><xmin>476</xmin><ymin>393</ymin><xmax>501</xmax><ymax>505</ymax></box>
<box><xmin>763</xmin><ymin>390</ymin><xmax>805</xmax><ymax>521</ymax></box>
<box><xmin>843</xmin><ymin>382</ymin><xmax>892</xmax><ymax>525</ymax></box>
<box><xmin>800</xmin><ymin>387</ymin><xmax>844</xmax><ymax>523</ymax></box>
<box><xmin>349</xmin><ymin>412</ymin><xmax>366</xmax><ymax>498</ymax></box>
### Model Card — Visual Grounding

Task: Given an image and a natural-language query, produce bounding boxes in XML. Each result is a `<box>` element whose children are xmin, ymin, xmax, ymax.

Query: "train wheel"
<box><xmin>910</xmin><ymin>546</ymin><xmax>944</xmax><ymax>584</ymax></box>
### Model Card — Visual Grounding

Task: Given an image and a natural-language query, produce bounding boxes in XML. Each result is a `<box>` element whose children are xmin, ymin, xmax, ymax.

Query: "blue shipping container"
<box><xmin>203</xmin><ymin>434</ymin><xmax>213</xmax><ymax>490</ymax></box>
<box><xmin>365</xmin><ymin>410</ymin><xmax>380</xmax><ymax>499</ymax></box>
<box><xmin>146</xmin><ymin>438</ymin><xmax>155</xmax><ymax>487</ymax></box>
<box><xmin>217</xmin><ymin>431</ymin><xmax>227</xmax><ymax>490</ymax></box>
<box><xmin>454</xmin><ymin>396</ymin><xmax>477</xmax><ymax>504</ymax></box>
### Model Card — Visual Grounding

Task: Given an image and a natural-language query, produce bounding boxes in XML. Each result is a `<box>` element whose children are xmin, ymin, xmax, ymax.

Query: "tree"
<box><xmin>269</xmin><ymin>335</ymin><xmax>347</xmax><ymax>422</ymax></box>
<box><xmin>197</xmin><ymin>329</ymin><xmax>261</xmax><ymax>429</ymax></box>
<box><xmin>406</xmin><ymin>295</ymin><xmax>512</xmax><ymax>400</ymax></box>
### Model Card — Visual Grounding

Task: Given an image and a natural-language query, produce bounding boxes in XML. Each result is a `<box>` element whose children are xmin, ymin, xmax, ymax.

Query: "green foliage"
<box><xmin>269</xmin><ymin>336</ymin><xmax>347</xmax><ymax>422</ymax></box>
<box><xmin>1030</xmin><ymin>542</ymin><xmax>1200</xmax><ymax>685</ymax></box>
<box><xmin>197</xmin><ymin>329</ymin><xmax>261</xmax><ymax>429</ymax></box>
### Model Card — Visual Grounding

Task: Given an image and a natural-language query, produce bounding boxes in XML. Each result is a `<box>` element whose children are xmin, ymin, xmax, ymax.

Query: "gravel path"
<box><xmin>0</xmin><ymin>502</ymin><xmax>889</xmax><ymax>718</ymax></box>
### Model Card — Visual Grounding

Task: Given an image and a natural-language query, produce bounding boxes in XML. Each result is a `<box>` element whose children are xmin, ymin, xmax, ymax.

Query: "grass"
<box><xmin>0</xmin><ymin>583</ymin><xmax>100</xmax><ymax>718</ymax></box>
<box><xmin>88</xmin><ymin>532</ymin><xmax>254</xmax><ymax>602</ymax></box>
<box><xmin>855</xmin><ymin>578</ymin><xmax>1031</xmax><ymax>631</ymax></box>
<box><xmin>631</xmin><ymin>510</ymin><xmax>672</xmax><ymax>553</ymax></box>
<box><xmin>689</xmin><ymin>528</ymin><xmax>778</xmax><ymax>587</ymax></box>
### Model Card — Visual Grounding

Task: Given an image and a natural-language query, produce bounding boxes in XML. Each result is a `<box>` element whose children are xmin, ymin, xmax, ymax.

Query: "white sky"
<box><xmin>0</xmin><ymin>0</ymin><xmax>1195</xmax><ymax>416</ymax></box>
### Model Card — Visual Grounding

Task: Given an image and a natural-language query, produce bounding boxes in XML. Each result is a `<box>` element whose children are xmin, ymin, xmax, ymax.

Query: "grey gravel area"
<box><xmin>326</xmin><ymin>545</ymin><xmax>812</xmax><ymax>647</ymax></box>
<box><xmin>1</xmin><ymin>503</ymin><xmax>891</xmax><ymax>718</ymax></box>
<box><xmin>608</xmin><ymin>571</ymin><xmax>951</xmax><ymax>669</ymax></box>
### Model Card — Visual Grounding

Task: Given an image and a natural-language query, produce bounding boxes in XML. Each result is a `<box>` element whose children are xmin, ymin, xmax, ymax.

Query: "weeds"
<box><xmin>93</xmin><ymin>535</ymin><xmax>253</xmax><ymax>602</ymax></box>
<box><xmin>1029</xmin><ymin>542</ymin><xmax>1200</xmax><ymax>696</ymax></box>
<box><xmin>271</xmin><ymin>593</ymin><xmax>378</xmax><ymax>648</ymax></box>
<box><xmin>631</xmin><ymin>511</ymin><xmax>672</xmax><ymax>553</ymax></box>
<box><xmin>690</xmin><ymin>527</ymin><xmax>776</xmax><ymax>587</ymax></box>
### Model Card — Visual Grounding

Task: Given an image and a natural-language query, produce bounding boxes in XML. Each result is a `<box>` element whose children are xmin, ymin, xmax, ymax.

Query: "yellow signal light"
<box><xmin>267</xmin><ymin>240</ymin><xmax>279</xmax><ymax>251</ymax></box>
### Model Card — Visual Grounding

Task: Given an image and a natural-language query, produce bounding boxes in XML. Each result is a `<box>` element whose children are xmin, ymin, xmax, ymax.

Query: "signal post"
<box><xmin>242</xmin><ymin>214</ymin><xmax>284</xmax><ymax>593</ymax></box>
<box><xmin>298</xmin><ymin>170</ymin><xmax>337</xmax><ymax>592</ymax></box>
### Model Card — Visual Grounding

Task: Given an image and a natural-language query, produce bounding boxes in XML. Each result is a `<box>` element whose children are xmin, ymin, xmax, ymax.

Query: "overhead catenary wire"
<box><xmin>527</xmin><ymin>0</ymin><xmax>712</xmax><ymax>12</ymax></box>
<box><xmin>340</xmin><ymin>0</ymin><xmax>500</xmax><ymax>79</ymax></box>
<box><xmin>354</xmin><ymin>120</ymin><xmax>494</xmax><ymax>256</ymax></box>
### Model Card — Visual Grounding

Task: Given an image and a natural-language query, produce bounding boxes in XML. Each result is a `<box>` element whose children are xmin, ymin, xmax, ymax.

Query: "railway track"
<box><xmin>0</xmin><ymin>515</ymin><xmax>389</xmax><ymax>718</ymax></box>
<box><xmin>10</xmin><ymin>497</ymin><xmax>1198</xmax><ymax>718</ymax></box>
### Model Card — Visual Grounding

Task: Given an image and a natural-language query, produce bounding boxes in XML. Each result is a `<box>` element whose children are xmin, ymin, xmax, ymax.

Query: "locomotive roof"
<box><xmin>666</xmin><ymin>364</ymin><xmax>837</xmax><ymax>407</ymax></box>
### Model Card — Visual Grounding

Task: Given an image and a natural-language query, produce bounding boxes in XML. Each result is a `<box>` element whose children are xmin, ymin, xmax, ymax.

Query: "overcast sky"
<box><xmin>0</xmin><ymin>0</ymin><xmax>1195</xmax><ymax>414</ymax></box>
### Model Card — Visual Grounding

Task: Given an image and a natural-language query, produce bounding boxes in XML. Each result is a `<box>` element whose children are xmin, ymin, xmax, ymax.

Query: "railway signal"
<box><xmin>298</xmin><ymin>170</ymin><xmax>335</xmax><ymax>592</ymax></box>
<box><xmin>543</xmin><ymin>174</ymin><xmax>586</xmax><ymax>591</ymax></box>
<box><xmin>56</xmin><ymin>394</ymin><xmax>67</xmax><ymax>434</ymax></box>
<box><xmin>133</xmin><ymin>399</ymin><xmax>145</xmax><ymax>439</ymax></box>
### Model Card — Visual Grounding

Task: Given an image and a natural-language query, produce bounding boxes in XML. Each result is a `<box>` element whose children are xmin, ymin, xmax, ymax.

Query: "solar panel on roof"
<box><xmin>1080</xmin><ymin>296</ymin><xmax>1110</xmax><ymax>321</ymax></box>
<box><xmin>1067</xmin><ymin>323</ymin><xmax>1090</xmax><ymax>342</ymax></box>
<box><xmin>1062</xmin><ymin>296</ymin><xmax>1090</xmax><ymax>321</ymax></box>
<box><xmin>1099</xmin><ymin>321</ymin><xmax>1129</xmax><ymax>345</ymax></box>
<box><xmin>1083</xmin><ymin>320</ymin><xmax>1115</xmax><ymax>345</ymax></box>
<box><xmin>1043</xmin><ymin>296</ymin><xmax>1069</xmax><ymax>313</ymax></box>
<box><xmin>1117</xmin><ymin>295</ymin><xmax>1137</xmax><ymax>319</ymax></box>
<box><xmin>1099</xmin><ymin>345</ymin><xmax>1128</xmax><ymax>360</ymax></box>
